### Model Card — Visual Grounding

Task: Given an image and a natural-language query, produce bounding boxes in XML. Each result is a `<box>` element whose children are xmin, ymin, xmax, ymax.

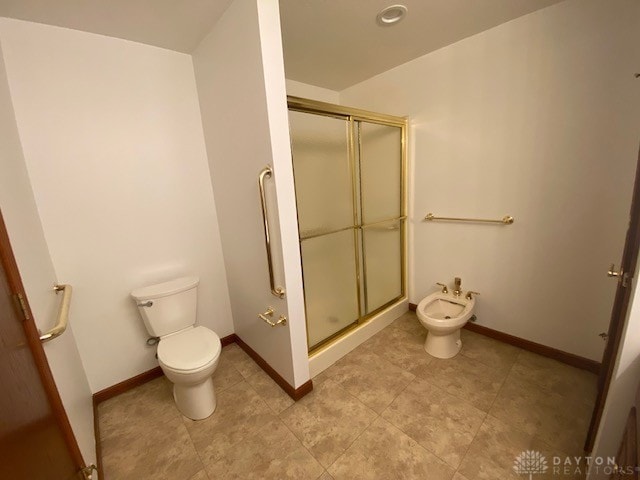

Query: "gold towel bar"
<box><xmin>39</xmin><ymin>284</ymin><xmax>72</xmax><ymax>343</ymax></box>
<box><xmin>424</xmin><ymin>213</ymin><xmax>514</xmax><ymax>225</ymax></box>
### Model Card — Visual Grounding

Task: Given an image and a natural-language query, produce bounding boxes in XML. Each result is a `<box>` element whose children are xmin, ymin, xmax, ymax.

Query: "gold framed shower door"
<box><xmin>288</xmin><ymin>96</ymin><xmax>408</xmax><ymax>354</ymax></box>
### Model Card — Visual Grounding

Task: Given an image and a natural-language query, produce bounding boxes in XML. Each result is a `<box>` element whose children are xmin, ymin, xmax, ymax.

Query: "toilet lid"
<box><xmin>158</xmin><ymin>326</ymin><xmax>221</xmax><ymax>371</ymax></box>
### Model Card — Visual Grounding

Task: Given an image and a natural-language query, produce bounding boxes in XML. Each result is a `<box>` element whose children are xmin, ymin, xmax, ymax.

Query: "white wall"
<box><xmin>193</xmin><ymin>0</ymin><xmax>309</xmax><ymax>388</ymax></box>
<box><xmin>0</xmin><ymin>38</ymin><xmax>95</xmax><ymax>467</ymax></box>
<box><xmin>340</xmin><ymin>0</ymin><xmax>640</xmax><ymax>360</ymax></box>
<box><xmin>257</xmin><ymin>0</ymin><xmax>309</xmax><ymax>387</ymax></box>
<box><xmin>286</xmin><ymin>79</ymin><xmax>339</xmax><ymax>104</ymax></box>
<box><xmin>0</xmin><ymin>18</ymin><xmax>233</xmax><ymax>392</ymax></box>
<box><xmin>589</xmin><ymin>253</ymin><xmax>640</xmax><ymax>477</ymax></box>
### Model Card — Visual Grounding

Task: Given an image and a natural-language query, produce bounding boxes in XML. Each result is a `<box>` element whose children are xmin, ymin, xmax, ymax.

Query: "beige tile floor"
<box><xmin>98</xmin><ymin>312</ymin><xmax>597</xmax><ymax>479</ymax></box>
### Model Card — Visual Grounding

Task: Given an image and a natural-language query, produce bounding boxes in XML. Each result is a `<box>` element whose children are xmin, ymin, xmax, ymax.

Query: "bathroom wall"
<box><xmin>286</xmin><ymin>79</ymin><xmax>340</xmax><ymax>104</ymax></box>
<box><xmin>0</xmin><ymin>17</ymin><xmax>234</xmax><ymax>392</ymax></box>
<box><xmin>340</xmin><ymin>0</ymin><xmax>640</xmax><ymax>360</ymax></box>
<box><xmin>193</xmin><ymin>0</ymin><xmax>309</xmax><ymax>388</ymax></box>
<box><xmin>0</xmin><ymin>39</ymin><xmax>95</xmax><ymax>466</ymax></box>
<box><xmin>590</xmin><ymin>253</ymin><xmax>640</xmax><ymax>478</ymax></box>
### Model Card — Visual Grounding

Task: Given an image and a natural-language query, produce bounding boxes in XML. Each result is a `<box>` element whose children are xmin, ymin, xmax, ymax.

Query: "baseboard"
<box><xmin>221</xmin><ymin>333</ymin><xmax>237</xmax><ymax>347</ymax></box>
<box><xmin>92</xmin><ymin>399</ymin><xmax>103</xmax><ymax>480</ymax></box>
<box><xmin>407</xmin><ymin>303</ymin><xmax>600</xmax><ymax>374</ymax></box>
<box><xmin>93</xmin><ymin>366</ymin><xmax>163</xmax><ymax>405</ymax></box>
<box><xmin>235</xmin><ymin>335</ymin><xmax>313</xmax><ymax>401</ymax></box>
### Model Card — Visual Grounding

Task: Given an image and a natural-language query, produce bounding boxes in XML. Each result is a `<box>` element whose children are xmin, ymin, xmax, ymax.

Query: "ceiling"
<box><xmin>0</xmin><ymin>0</ymin><xmax>233</xmax><ymax>53</ymax></box>
<box><xmin>280</xmin><ymin>0</ymin><xmax>566</xmax><ymax>91</ymax></box>
<box><xmin>0</xmin><ymin>0</ymin><xmax>565</xmax><ymax>89</ymax></box>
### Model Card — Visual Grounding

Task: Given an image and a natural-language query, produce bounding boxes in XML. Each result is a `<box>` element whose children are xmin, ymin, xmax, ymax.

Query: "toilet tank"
<box><xmin>131</xmin><ymin>276</ymin><xmax>199</xmax><ymax>337</ymax></box>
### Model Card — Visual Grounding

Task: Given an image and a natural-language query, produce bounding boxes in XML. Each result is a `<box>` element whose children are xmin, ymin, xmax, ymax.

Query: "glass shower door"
<box><xmin>289</xmin><ymin>111</ymin><xmax>360</xmax><ymax>350</ymax></box>
<box><xmin>358</xmin><ymin>121</ymin><xmax>404</xmax><ymax>314</ymax></box>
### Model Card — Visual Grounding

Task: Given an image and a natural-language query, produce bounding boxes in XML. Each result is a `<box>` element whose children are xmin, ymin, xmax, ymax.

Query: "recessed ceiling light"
<box><xmin>376</xmin><ymin>4</ymin><xmax>408</xmax><ymax>26</ymax></box>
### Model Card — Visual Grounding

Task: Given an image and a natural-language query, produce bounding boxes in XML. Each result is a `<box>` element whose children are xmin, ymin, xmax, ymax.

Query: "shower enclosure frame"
<box><xmin>287</xmin><ymin>96</ymin><xmax>408</xmax><ymax>354</ymax></box>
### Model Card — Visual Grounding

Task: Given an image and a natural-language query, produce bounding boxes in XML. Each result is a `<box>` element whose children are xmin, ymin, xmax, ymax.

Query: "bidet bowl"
<box><xmin>416</xmin><ymin>291</ymin><xmax>476</xmax><ymax>358</ymax></box>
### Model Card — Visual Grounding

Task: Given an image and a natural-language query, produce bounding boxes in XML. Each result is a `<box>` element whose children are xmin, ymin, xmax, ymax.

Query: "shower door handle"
<box><xmin>258</xmin><ymin>165</ymin><xmax>285</xmax><ymax>298</ymax></box>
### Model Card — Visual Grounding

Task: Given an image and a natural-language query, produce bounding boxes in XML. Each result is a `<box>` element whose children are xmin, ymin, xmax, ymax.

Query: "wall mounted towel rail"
<box><xmin>258</xmin><ymin>165</ymin><xmax>285</xmax><ymax>298</ymax></box>
<box><xmin>424</xmin><ymin>213</ymin><xmax>514</xmax><ymax>225</ymax></box>
<box><xmin>39</xmin><ymin>284</ymin><xmax>72</xmax><ymax>343</ymax></box>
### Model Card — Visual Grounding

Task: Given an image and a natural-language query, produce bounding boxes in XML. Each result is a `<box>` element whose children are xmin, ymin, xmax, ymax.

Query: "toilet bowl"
<box><xmin>131</xmin><ymin>277</ymin><xmax>222</xmax><ymax>420</ymax></box>
<box><xmin>157</xmin><ymin>325</ymin><xmax>221</xmax><ymax>420</ymax></box>
<box><xmin>416</xmin><ymin>291</ymin><xmax>476</xmax><ymax>359</ymax></box>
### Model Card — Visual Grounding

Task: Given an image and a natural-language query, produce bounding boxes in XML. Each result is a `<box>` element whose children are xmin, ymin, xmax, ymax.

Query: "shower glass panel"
<box><xmin>358</xmin><ymin>122</ymin><xmax>404</xmax><ymax>314</ymax></box>
<box><xmin>362</xmin><ymin>219</ymin><xmax>403</xmax><ymax>314</ymax></box>
<box><xmin>288</xmin><ymin>98</ymin><xmax>406</xmax><ymax>353</ymax></box>
<box><xmin>289</xmin><ymin>110</ymin><xmax>360</xmax><ymax>350</ymax></box>
<box><xmin>288</xmin><ymin>111</ymin><xmax>353</xmax><ymax>236</ymax></box>
<box><xmin>300</xmin><ymin>230</ymin><xmax>360</xmax><ymax>349</ymax></box>
<box><xmin>359</xmin><ymin>122</ymin><xmax>402</xmax><ymax>223</ymax></box>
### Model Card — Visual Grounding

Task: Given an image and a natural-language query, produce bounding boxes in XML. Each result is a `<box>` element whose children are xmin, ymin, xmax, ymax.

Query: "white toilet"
<box><xmin>131</xmin><ymin>276</ymin><xmax>221</xmax><ymax>420</ymax></box>
<box><xmin>416</xmin><ymin>281</ymin><xmax>477</xmax><ymax>359</ymax></box>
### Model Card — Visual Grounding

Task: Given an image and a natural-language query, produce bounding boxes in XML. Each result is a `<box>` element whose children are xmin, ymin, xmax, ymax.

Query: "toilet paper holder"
<box><xmin>258</xmin><ymin>307</ymin><xmax>287</xmax><ymax>327</ymax></box>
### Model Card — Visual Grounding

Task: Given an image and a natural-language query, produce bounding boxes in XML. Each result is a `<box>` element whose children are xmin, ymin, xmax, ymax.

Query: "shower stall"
<box><xmin>288</xmin><ymin>97</ymin><xmax>407</xmax><ymax>353</ymax></box>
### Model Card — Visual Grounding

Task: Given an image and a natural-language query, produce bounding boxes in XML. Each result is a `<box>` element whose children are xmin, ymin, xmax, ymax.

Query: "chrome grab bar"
<box><xmin>258</xmin><ymin>166</ymin><xmax>285</xmax><ymax>298</ymax></box>
<box><xmin>40</xmin><ymin>284</ymin><xmax>72</xmax><ymax>343</ymax></box>
<box><xmin>424</xmin><ymin>213</ymin><xmax>514</xmax><ymax>225</ymax></box>
<box><xmin>258</xmin><ymin>306</ymin><xmax>287</xmax><ymax>327</ymax></box>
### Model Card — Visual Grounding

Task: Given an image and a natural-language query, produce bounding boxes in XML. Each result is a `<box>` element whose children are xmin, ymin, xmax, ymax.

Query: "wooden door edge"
<box><xmin>585</xmin><ymin>144</ymin><xmax>640</xmax><ymax>453</ymax></box>
<box><xmin>0</xmin><ymin>210</ymin><xmax>86</xmax><ymax>471</ymax></box>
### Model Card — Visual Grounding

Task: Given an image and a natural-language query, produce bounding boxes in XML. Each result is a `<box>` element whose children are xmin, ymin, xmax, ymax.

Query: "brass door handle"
<box><xmin>39</xmin><ymin>284</ymin><xmax>72</xmax><ymax>343</ymax></box>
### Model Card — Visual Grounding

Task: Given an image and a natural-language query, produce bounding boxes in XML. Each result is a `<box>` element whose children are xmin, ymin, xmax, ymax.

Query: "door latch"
<box><xmin>81</xmin><ymin>464</ymin><xmax>98</xmax><ymax>480</ymax></box>
<box><xmin>12</xmin><ymin>293</ymin><xmax>30</xmax><ymax>321</ymax></box>
<box><xmin>608</xmin><ymin>264</ymin><xmax>631</xmax><ymax>287</ymax></box>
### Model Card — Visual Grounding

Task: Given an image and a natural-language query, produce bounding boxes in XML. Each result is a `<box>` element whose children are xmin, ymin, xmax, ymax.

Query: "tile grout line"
<box><xmin>219</xmin><ymin>369</ymin><xmax>326</xmax><ymax>476</ymax></box>
<box><xmin>372</xmin><ymin>401</ymin><xmax>461</xmax><ymax>480</ymax></box>
<box><xmin>320</xmin><ymin>378</ymin><xmax>418</xmax><ymax>472</ymax></box>
<box><xmin>279</xmin><ymin>378</ymin><xmax>382</xmax><ymax>473</ymax></box>
<box><xmin>98</xmin><ymin>378</ymin><xmax>184</xmax><ymax>445</ymax></box>
<box><xmin>185</xmin><ymin>376</ymin><xmax>271</xmax><ymax>480</ymax></box>
<box><xmin>380</xmin><ymin>377</ymin><xmax>488</xmax><ymax>474</ymax></box>
<box><xmin>451</xmin><ymin>359</ymin><xmax>520</xmax><ymax>478</ymax></box>
<box><xmin>270</xmin><ymin>383</ymin><xmax>325</xmax><ymax>472</ymax></box>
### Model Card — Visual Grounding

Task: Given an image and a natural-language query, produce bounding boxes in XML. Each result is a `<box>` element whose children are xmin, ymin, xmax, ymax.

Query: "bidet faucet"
<box><xmin>453</xmin><ymin>277</ymin><xmax>462</xmax><ymax>297</ymax></box>
<box><xmin>436</xmin><ymin>282</ymin><xmax>448</xmax><ymax>294</ymax></box>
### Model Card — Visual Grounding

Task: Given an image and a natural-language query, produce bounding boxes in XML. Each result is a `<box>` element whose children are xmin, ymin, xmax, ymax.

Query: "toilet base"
<box><xmin>424</xmin><ymin>329</ymin><xmax>462</xmax><ymax>359</ymax></box>
<box><xmin>173</xmin><ymin>376</ymin><xmax>217</xmax><ymax>420</ymax></box>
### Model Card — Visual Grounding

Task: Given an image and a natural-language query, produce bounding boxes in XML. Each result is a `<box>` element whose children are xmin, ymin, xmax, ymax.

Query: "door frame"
<box><xmin>0</xmin><ymin>210</ymin><xmax>86</xmax><ymax>474</ymax></box>
<box><xmin>585</xmin><ymin>144</ymin><xmax>640</xmax><ymax>453</ymax></box>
